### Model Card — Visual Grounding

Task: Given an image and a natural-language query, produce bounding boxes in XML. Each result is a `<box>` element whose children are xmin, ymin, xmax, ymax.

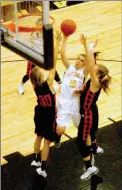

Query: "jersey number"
<box><xmin>38</xmin><ymin>94</ymin><xmax>52</xmax><ymax>107</ymax></box>
<box><xmin>69</xmin><ymin>80</ymin><xmax>76</xmax><ymax>88</ymax></box>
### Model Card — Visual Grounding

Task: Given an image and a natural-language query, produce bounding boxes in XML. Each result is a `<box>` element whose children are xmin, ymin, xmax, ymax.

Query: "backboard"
<box><xmin>1</xmin><ymin>1</ymin><xmax>55</xmax><ymax>69</ymax></box>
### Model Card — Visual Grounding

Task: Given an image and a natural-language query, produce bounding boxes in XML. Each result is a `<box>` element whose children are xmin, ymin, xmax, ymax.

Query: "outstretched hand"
<box><xmin>80</xmin><ymin>34</ymin><xmax>87</xmax><ymax>46</ymax></box>
<box><xmin>93</xmin><ymin>39</ymin><xmax>99</xmax><ymax>48</ymax></box>
<box><xmin>54</xmin><ymin>30</ymin><xmax>62</xmax><ymax>43</ymax></box>
<box><xmin>89</xmin><ymin>39</ymin><xmax>99</xmax><ymax>50</ymax></box>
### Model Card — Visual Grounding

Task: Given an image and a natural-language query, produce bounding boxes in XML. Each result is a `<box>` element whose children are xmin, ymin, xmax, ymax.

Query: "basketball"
<box><xmin>60</xmin><ymin>19</ymin><xmax>77</xmax><ymax>36</ymax></box>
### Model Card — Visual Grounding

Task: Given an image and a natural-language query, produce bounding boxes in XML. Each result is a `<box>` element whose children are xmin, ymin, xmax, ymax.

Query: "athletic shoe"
<box><xmin>80</xmin><ymin>166</ymin><xmax>99</xmax><ymax>181</ymax></box>
<box><xmin>96</xmin><ymin>146</ymin><xmax>104</xmax><ymax>154</ymax></box>
<box><xmin>82</xmin><ymin>154</ymin><xmax>95</xmax><ymax>172</ymax></box>
<box><xmin>36</xmin><ymin>167</ymin><xmax>47</xmax><ymax>177</ymax></box>
<box><xmin>18</xmin><ymin>84</ymin><xmax>24</xmax><ymax>95</ymax></box>
<box><xmin>54</xmin><ymin>141</ymin><xmax>61</xmax><ymax>148</ymax></box>
<box><xmin>31</xmin><ymin>160</ymin><xmax>41</xmax><ymax>167</ymax></box>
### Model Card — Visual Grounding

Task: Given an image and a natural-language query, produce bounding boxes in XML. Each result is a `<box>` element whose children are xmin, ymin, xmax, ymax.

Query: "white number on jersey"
<box><xmin>69</xmin><ymin>80</ymin><xmax>76</xmax><ymax>88</ymax></box>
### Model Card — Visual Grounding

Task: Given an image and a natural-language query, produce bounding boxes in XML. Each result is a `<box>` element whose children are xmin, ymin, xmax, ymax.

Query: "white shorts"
<box><xmin>56</xmin><ymin>96</ymin><xmax>81</xmax><ymax>128</ymax></box>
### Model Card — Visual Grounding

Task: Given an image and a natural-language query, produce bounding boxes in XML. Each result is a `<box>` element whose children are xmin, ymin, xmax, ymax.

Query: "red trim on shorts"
<box><xmin>83</xmin><ymin>110</ymin><xmax>92</xmax><ymax>140</ymax></box>
<box><xmin>84</xmin><ymin>89</ymin><xmax>95</xmax><ymax>110</ymax></box>
<box><xmin>82</xmin><ymin>90</ymin><xmax>95</xmax><ymax>140</ymax></box>
<box><xmin>26</xmin><ymin>61</ymin><xmax>33</xmax><ymax>75</ymax></box>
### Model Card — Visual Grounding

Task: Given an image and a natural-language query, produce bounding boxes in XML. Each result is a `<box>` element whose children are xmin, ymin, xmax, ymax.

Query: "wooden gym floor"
<box><xmin>1</xmin><ymin>1</ymin><xmax>122</xmax><ymax>165</ymax></box>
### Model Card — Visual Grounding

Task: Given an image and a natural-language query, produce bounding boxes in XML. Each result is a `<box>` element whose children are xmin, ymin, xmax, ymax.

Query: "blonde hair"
<box><xmin>30</xmin><ymin>67</ymin><xmax>43</xmax><ymax>87</ymax></box>
<box><xmin>97</xmin><ymin>64</ymin><xmax>111</xmax><ymax>93</ymax></box>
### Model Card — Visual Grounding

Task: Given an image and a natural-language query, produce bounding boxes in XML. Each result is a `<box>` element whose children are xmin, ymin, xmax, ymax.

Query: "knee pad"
<box><xmin>76</xmin><ymin>137</ymin><xmax>90</xmax><ymax>158</ymax></box>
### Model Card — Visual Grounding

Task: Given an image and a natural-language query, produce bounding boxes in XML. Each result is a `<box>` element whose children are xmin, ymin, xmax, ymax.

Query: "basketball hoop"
<box><xmin>2</xmin><ymin>13</ymin><xmax>55</xmax><ymax>33</ymax></box>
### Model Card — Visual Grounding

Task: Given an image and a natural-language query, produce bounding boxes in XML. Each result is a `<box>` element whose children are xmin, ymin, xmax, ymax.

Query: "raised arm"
<box><xmin>60</xmin><ymin>35</ymin><xmax>70</xmax><ymax>69</ymax></box>
<box><xmin>80</xmin><ymin>34</ymin><xmax>99</xmax><ymax>87</ymax></box>
<box><xmin>79</xmin><ymin>34</ymin><xmax>89</xmax><ymax>78</ymax></box>
<box><xmin>80</xmin><ymin>34</ymin><xmax>98</xmax><ymax>78</ymax></box>
<box><xmin>54</xmin><ymin>31</ymin><xmax>62</xmax><ymax>68</ymax></box>
<box><xmin>47</xmin><ymin>31</ymin><xmax>62</xmax><ymax>87</ymax></box>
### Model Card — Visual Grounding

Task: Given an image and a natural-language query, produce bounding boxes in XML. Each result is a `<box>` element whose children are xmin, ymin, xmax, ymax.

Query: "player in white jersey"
<box><xmin>55</xmin><ymin>35</ymin><xmax>89</xmax><ymax>148</ymax></box>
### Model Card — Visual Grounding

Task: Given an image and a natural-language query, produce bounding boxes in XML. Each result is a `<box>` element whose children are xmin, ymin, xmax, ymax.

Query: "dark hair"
<box><xmin>30</xmin><ymin>67</ymin><xmax>42</xmax><ymax>87</ymax></box>
<box><xmin>97</xmin><ymin>64</ymin><xmax>111</xmax><ymax>93</ymax></box>
<box><xmin>93</xmin><ymin>51</ymin><xmax>100</xmax><ymax>64</ymax></box>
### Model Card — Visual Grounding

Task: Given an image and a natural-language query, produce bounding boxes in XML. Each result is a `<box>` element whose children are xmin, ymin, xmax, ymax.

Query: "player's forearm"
<box><xmin>54</xmin><ymin>42</ymin><xmax>60</xmax><ymax>68</ymax></box>
<box><xmin>60</xmin><ymin>37</ymin><xmax>68</xmax><ymax>54</ymax></box>
<box><xmin>60</xmin><ymin>37</ymin><xmax>70</xmax><ymax>69</ymax></box>
<box><xmin>84</xmin><ymin>43</ymin><xmax>96</xmax><ymax>72</ymax></box>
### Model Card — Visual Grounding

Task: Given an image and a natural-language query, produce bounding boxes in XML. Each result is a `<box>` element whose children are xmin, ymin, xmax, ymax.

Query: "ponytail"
<box><xmin>99</xmin><ymin>74</ymin><xmax>111</xmax><ymax>93</ymax></box>
<box><xmin>97</xmin><ymin>64</ymin><xmax>111</xmax><ymax>93</ymax></box>
<box><xmin>93</xmin><ymin>52</ymin><xmax>100</xmax><ymax>64</ymax></box>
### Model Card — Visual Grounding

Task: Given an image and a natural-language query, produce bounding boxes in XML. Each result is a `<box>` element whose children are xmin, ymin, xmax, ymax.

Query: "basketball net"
<box><xmin>2</xmin><ymin>13</ymin><xmax>55</xmax><ymax>55</ymax></box>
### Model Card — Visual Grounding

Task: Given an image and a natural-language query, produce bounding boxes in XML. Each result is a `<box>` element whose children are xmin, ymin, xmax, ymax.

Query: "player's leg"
<box><xmin>76</xmin><ymin>116</ymin><xmax>99</xmax><ymax>180</ymax></box>
<box><xmin>72</xmin><ymin>109</ymin><xmax>95</xmax><ymax>169</ymax></box>
<box><xmin>31</xmin><ymin>135</ymin><xmax>42</xmax><ymax>167</ymax></box>
<box><xmin>31</xmin><ymin>105</ymin><xmax>42</xmax><ymax>167</ymax></box>
<box><xmin>36</xmin><ymin>139</ymin><xmax>50</xmax><ymax>177</ymax></box>
<box><xmin>36</xmin><ymin>112</ymin><xmax>56</xmax><ymax>177</ymax></box>
<box><xmin>18</xmin><ymin>61</ymin><xmax>34</xmax><ymax>95</ymax></box>
<box><xmin>71</xmin><ymin>112</ymin><xmax>81</xmax><ymax>129</ymax></box>
<box><xmin>18</xmin><ymin>74</ymin><xmax>29</xmax><ymax>95</ymax></box>
<box><xmin>55</xmin><ymin>97</ymin><xmax>71</xmax><ymax>148</ymax></box>
<box><xmin>90</xmin><ymin>106</ymin><xmax>104</xmax><ymax>155</ymax></box>
<box><xmin>55</xmin><ymin>125</ymin><xmax>66</xmax><ymax>148</ymax></box>
<box><xmin>55</xmin><ymin>111</ymin><xmax>70</xmax><ymax>148</ymax></box>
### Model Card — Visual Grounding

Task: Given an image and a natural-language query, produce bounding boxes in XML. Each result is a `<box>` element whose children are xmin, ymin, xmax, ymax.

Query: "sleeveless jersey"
<box><xmin>80</xmin><ymin>79</ymin><xmax>101</xmax><ymax>114</ymax></box>
<box><xmin>60</xmin><ymin>64</ymin><xmax>85</xmax><ymax>99</ymax></box>
<box><xmin>34</xmin><ymin>81</ymin><xmax>56</xmax><ymax>112</ymax></box>
<box><xmin>79</xmin><ymin>79</ymin><xmax>101</xmax><ymax>140</ymax></box>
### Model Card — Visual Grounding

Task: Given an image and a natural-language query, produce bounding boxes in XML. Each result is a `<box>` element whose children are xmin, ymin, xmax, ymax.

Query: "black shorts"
<box><xmin>34</xmin><ymin>105</ymin><xmax>57</xmax><ymax>142</ymax></box>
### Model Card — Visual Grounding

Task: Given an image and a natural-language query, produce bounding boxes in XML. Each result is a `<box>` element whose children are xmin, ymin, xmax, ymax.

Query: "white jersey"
<box><xmin>60</xmin><ymin>64</ymin><xmax>85</xmax><ymax>99</ymax></box>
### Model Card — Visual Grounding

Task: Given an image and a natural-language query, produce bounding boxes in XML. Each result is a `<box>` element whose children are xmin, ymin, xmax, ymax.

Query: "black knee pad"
<box><xmin>76</xmin><ymin>137</ymin><xmax>90</xmax><ymax>158</ymax></box>
<box><xmin>22</xmin><ymin>74</ymin><xmax>29</xmax><ymax>83</ymax></box>
<box><xmin>91</xmin><ymin>129</ymin><xmax>99</xmax><ymax>142</ymax></box>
